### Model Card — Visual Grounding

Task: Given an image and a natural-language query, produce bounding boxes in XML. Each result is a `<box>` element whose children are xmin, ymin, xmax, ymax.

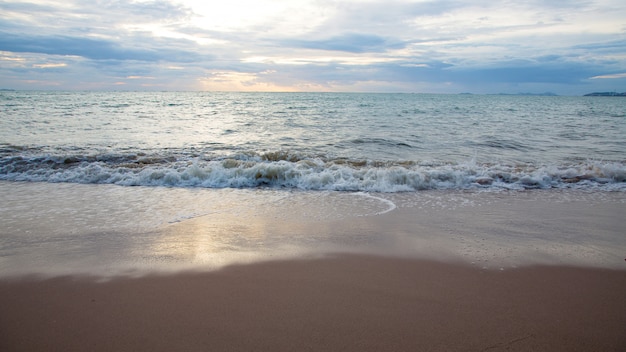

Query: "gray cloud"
<box><xmin>573</xmin><ymin>39</ymin><xmax>626</xmax><ymax>52</ymax></box>
<box><xmin>102</xmin><ymin>0</ymin><xmax>194</xmax><ymax>21</ymax></box>
<box><xmin>0</xmin><ymin>33</ymin><xmax>205</xmax><ymax>62</ymax></box>
<box><xmin>233</xmin><ymin>55</ymin><xmax>609</xmax><ymax>92</ymax></box>
<box><xmin>1</xmin><ymin>0</ymin><xmax>625</xmax><ymax>94</ymax></box>
<box><xmin>0</xmin><ymin>0</ymin><xmax>193</xmax><ymax>26</ymax></box>
<box><xmin>0</xmin><ymin>34</ymin><xmax>157</xmax><ymax>61</ymax></box>
<box><xmin>283</xmin><ymin>33</ymin><xmax>406</xmax><ymax>53</ymax></box>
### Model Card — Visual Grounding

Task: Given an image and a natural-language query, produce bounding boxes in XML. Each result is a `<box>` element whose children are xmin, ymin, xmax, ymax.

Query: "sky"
<box><xmin>0</xmin><ymin>0</ymin><xmax>625</xmax><ymax>94</ymax></box>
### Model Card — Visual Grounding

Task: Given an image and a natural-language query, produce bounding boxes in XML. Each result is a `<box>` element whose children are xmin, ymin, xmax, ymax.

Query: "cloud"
<box><xmin>0</xmin><ymin>32</ymin><xmax>207</xmax><ymax>63</ymax></box>
<box><xmin>0</xmin><ymin>0</ymin><xmax>193</xmax><ymax>29</ymax></box>
<box><xmin>0</xmin><ymin>0</ymin><xmax>625</xmax><ymax>93</ymax></box>
<box><xmin>572</xmin><ymin>39</ymin><xmax>626</xmax><ymax>53</ymax></box>
<box><xmin>590</xmin><ymin>73</ymin><xmax>626</xmax><ymax>79</ymax></box>
<box><xmin>32</xmin><ymin>63</ymin><xmax>67</xmax><ymax>69</ymax></box>
<box><xmin>0</xmin><ymin>34</ymin><xmax>157</xmax><ymax>61</ymax></box>
<box><xmin>283</xmin><ymin>33</ymin><xmax>405</xmax><ymax>53</ymax></box>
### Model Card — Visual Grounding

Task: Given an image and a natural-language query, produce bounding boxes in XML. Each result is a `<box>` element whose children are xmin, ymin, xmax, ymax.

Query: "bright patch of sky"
<box><xmin>0</xmin><ymin>0</ymin><xmax>624</xmax><ymax>94</ymax></box>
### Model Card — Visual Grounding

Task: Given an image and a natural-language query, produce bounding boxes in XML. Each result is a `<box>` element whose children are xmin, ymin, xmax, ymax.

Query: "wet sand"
<box><xmin>2</xmin><ymin>254</ymin><xmax>625</xmax><ymax>352</ymax></box>
<box><xmin>1</xmin><ymin>184</ymin><xmax>625</xmax><ymax>350</ymax></box>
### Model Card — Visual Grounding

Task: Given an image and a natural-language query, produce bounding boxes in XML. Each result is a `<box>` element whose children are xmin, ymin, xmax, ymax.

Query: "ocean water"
<box><xmin>1</xmin><ymin>91</ymin><xmax>625</xmax><ymax>277</ymax></box>
<box><xmin>1</xmin><ymin>91</ymin><xmax>625</xmax><ymax>191</ymax></box>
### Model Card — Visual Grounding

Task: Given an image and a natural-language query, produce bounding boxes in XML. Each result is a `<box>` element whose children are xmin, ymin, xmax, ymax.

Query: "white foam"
<box><xmin>355</xmin><ymin>192</ymin><xmax>397</xmax><ymax>215</ymax></box>
<box><xmin>1</xmin><ymin>154</ymin><xmax>625</xmax><ymax>192</ymax></box>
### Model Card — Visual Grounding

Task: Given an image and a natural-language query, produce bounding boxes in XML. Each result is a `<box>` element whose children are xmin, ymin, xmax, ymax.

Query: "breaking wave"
<box><xmin>1</xmin><ymin>149</ymin><xmax>624</xmax><ymax>192</ymax></box>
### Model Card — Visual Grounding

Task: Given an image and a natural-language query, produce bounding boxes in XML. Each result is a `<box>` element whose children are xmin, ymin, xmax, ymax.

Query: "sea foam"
<box><xmin>1</xmin><ymin>152</ymin><xmax>624</xmax><ymax>192</ymax></box>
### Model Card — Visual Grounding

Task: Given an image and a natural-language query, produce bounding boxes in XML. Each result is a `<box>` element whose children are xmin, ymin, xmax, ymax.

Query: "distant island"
<box><xmin>584</xmin><ymin>92</ymin><xmax>626</xmax><ymax>96</ymax></box>
<box><xmin>496</xmin><ymin>92</ymin><xmax>558</xmax><ymax>96</ymax></box>
<box><xmin>459</xmin><ymin>92</ymin><xmax>559</xmax><ymax>96</ymax></box>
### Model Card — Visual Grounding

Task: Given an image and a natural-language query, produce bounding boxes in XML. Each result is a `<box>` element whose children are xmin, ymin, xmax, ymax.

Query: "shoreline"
<box><xmin>2</xmin><ymin>254</ymin><xmax>625</xmax><ymax>351</ymax></box>
<box><xmin>2</xmin><ymin>183</ymin><xmax>625</xmax><ymax>279</ymax></box>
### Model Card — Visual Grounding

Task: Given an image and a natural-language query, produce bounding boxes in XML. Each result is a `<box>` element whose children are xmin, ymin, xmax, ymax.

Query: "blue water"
<box><xmin>1</xmin><ymin>91</ymin><xmax>625</xmax><ymax>191</ymax></box>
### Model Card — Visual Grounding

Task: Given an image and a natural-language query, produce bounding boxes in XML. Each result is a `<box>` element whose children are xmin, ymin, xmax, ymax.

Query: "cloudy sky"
<box><xmin>1</xmin><ymin>0</ymin><xmax>625</xmax><ymax>94</ymax></box>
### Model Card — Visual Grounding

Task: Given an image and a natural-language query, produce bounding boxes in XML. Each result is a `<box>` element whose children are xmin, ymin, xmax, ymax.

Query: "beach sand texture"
<box><xmin>1</xmin><ymin>183</ymin><xmax>625</xmax><ymax>351</ymax></box>
<box><xmin>1</xmin><ymin>255</ymin><xmax>625</xmax><ymax>351</ymax></box>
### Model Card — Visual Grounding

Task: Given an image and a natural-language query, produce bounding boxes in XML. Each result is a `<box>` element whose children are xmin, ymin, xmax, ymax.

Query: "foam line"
<box><xmin>355</xmin><ymin>192</ymin><xmax>397</xmax><ymax>215</ymax></box>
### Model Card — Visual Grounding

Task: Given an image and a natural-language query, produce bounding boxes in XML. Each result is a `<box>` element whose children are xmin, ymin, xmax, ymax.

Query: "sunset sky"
<box><xmin>1</xmin><ymin>0</ymin><xmax>625</xmax><ymax>94</ymax></box>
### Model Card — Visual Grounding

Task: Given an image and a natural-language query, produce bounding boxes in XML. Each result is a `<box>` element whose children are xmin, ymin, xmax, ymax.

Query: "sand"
<box><xmin>2</xmin><ymin>184</ymin><xmax>625</xmax><ymax>350</ymax></box>
<box><xmin>1</xmin><ymin>254</ymin><xmax>625</xmax><ymax>352</ymax></box>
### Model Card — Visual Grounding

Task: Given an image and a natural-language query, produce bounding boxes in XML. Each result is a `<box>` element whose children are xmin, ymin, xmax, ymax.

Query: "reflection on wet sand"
<box><xmin>1</xmin><ymin>181</ymin><xmax>625</xmax><ymax>278</ymax></box>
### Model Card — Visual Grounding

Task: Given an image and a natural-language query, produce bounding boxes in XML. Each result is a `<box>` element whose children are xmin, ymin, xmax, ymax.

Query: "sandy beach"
<box><xmin>1</xmin><ymin>183</ymin><xmax>625</xmax><ymax>351</ymax></box>
<box><xmin>2</xmin><ymin>254</ymin><xmax>625</xmax><ymax>352</ymax></box>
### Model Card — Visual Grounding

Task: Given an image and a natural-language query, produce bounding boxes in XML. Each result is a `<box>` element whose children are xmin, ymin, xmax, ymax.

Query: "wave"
<box><xmin>1</xmin><ymin>149</ymin><xmax>625</xmax><ymax>192</ymax></box>
<box><xmin>471</xmin><ymin>137</ymin><xmax>534</xmax><ymax>152</ymax></box>
<box><xmin>350</xmin><ymin>137</ymin><xmax>416</xmax><ymax>149</ymax></box>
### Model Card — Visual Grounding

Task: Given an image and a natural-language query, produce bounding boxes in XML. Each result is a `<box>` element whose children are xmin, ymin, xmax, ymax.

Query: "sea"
<box><xmin>1</xmin><ymin>91</ymin><xmax>625</xmax><ymax>277</ymax></box>
<box><xmin>2</xmin><ymin>91</ymin><xmax>625</xmax><ymax>191</ymax></box>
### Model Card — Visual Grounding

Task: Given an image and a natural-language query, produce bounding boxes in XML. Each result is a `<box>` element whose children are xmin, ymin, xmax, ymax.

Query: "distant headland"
<box><xmin>496</xmin><ymin>92</ymin><xmax>558</xmax><ymax>96</ymax></box>
<box><xmin>583</xmin><ymin>92</ymin><xmax>626</xmax><ymax>96</ymax></box>
<box><xmin>459</xmin><ymin>92</ymin><xmax>559</xmax><ymax>96</ymax></box>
